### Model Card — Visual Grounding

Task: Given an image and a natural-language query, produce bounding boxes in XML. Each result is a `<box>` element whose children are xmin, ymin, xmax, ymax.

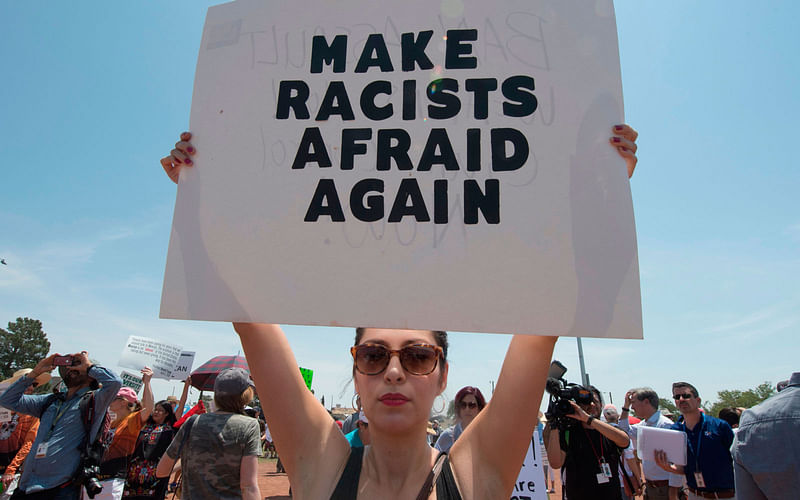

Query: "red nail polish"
<box><xmin>187</xmin><ymin>147</ymin><xmax>195</xmax><ymax>154</ymax></box>
<box><xmin>614</xmin><ymin>125</ymin><xmax>623</xmax><ymax>131</ymax></box>
<box><xmin>612</xmin><ymin>137</ymin><xmax>621</xmax><ymax>143</ymax></box>
<box><xmin>185</xmin><ymin>158</ymin><xmax>193</xmax><ymax>165</ymax></box>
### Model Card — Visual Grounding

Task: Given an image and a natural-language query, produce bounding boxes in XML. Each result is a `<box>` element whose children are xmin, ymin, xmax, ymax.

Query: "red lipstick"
<box><xmin>379</xmin><ymin>393</ymin><xmax>409</xmax><ymax>406</ymax></box>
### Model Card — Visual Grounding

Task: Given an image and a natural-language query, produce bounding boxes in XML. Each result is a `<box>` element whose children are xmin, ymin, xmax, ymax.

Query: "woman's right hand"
<box><xmin>161</xmin><ymin>132</ymin><xmax>196</xmax><ymax>184</ymax></box>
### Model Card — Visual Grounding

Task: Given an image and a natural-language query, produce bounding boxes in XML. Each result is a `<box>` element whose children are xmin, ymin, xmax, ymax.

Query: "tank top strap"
<box><xmin>330</xmin><ymin>446</ymin><xmax>364</xmax><ymax>500</ymax></box>
<box><xmin>435</xmin><ymin>453</ymin><xmax>463</xmax><ymax>500</ymax></box>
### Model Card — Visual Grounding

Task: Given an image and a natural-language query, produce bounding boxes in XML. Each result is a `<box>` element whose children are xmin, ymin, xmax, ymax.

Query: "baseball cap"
<box><xmin>214</xmin><ymin>367</ymin><xmax>254</xmax><ymax>396</ymax></box>
<box><xmin>116</xmin><ymin>387</ymin><xmax>139</xmax><ymax>404</ymax></box>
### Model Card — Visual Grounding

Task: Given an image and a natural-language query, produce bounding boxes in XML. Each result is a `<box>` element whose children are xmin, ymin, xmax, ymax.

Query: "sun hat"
<box><xmin>0</xmin><ymin>368</ymin><xmax>51</xmax><ymax>387</ymax></box>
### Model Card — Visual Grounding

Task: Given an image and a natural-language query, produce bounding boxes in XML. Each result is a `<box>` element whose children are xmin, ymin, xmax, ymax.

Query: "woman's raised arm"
<box><xmin>233</xmin><ymin>323</ymin><xmax>350</xmax><ymax>494</ymax></box>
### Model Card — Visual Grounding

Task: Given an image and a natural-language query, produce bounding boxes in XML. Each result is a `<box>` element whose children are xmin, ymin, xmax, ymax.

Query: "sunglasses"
<box><xmin>673</xmin><ymin>393</ymin><xmax>695</xmax><ymax>400</ymax></box>
<box><xmin>458</xmin><ymin>401</ymin><xmax>478</xmax><ymax>410</ymax></box>
<box><xmin>351</xmin><ymin>343</ymin><xmax>443</xmax><ymax>376</ymax></box>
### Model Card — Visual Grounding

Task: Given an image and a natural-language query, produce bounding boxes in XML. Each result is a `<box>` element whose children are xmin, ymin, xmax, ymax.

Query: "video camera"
<box><xmin>544</xmin><ymin>361</ymin><xmax>594</xmax><ymax>430</ymax></box>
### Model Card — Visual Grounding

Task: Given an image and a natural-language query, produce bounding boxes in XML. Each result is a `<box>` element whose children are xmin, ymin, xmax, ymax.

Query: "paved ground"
<box><xmin>258</xmin><ymin>458</ymin><xmax>291</xmax><ymax>499</ymax></box>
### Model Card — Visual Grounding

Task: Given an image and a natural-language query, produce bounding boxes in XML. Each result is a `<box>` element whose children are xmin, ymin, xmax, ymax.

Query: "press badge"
<box><xmin>600</xmin><ymin>461</ymin><xmax>613</xmax><ymax>478</ymax></box>
<box><xmin>694</xmin><ymin>472</ymin><xmax>706</xmax><ymax>488</ymax></box>
<box><xmin>596</xmin><ymin>472</ymin><xmax>610</xmax><ymax>484</ymax></box>
<box><xmin>35</xmin><ymin>442</ymin><xmax>49</xmax><ymax>459</ymax></box>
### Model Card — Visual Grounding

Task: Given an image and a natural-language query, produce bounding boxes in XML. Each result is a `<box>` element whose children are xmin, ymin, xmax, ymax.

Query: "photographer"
<box><xmin>0</xmin><ymin>352</ymin><xmax>121</xmax><ymax>500</ymax></box>
<box><xmin>544</xmin><ymin>385</ymin><xmax>631</xmax><ymax>500</ymax></box>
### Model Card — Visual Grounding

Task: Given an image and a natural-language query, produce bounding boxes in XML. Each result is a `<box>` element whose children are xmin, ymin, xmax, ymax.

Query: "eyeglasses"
<box><xmin>673</xmin><ymin>393</ymin><xmax>695</xmax><ymax>400</ymax></box>
<box><xmin>458</xmin><ymin>401</ymin><xmax>478</xmax><ymax>410</ymax></box>
<box><xmin>351</xmin><ymin>343</ymin><xmax>443</xmax><ymax>376</ymax></box>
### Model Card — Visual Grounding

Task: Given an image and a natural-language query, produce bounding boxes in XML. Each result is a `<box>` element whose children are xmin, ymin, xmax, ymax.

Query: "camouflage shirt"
<box><xmin>166</xmin><ymin>412</ymin><xmax>261</xmax><ymax>499</ymax></box>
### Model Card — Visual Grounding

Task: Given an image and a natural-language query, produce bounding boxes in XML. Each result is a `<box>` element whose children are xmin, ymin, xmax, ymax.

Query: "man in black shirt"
<box><xmin>544</xmin><ymin>386</ymin><xmax>631</xmax><ymax>500</ymax></box>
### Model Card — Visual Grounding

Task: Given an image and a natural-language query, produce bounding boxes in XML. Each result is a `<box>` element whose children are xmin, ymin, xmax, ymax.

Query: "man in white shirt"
<box><xmin>619</xmin><ymin>387</ymin><xmax>682</xmax><ymax>500</ymax></box>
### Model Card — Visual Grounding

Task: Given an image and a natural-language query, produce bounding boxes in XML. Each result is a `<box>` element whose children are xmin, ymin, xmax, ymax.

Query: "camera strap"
<box><xmin>582</xmin><ymin>426</ymin><xmax>605</xmax><ymax>470</ymax></box>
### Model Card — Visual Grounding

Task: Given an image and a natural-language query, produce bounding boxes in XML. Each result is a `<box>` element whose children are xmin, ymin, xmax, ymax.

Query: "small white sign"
<box><xmin>637</xmin><ymin>425</ymin><xmax>688</xmax><ymax>466</ymax></box>
<box><xmin>171</xmin><ymin>351</ymin><xmax>196</xmax><ymax>380</ymax></box>
<box><xmin>0</xmin><ymin>407</ymin><xmax>12</xmax><ymax>424</ymax></box>
<box><xmin>119</xmin><ymin>336</ymin><xmax>183</xmax><ymax>380</ymax></box>
<box><xmin>121</xmin><ymin>371</ymin><xmax>144</xmax><ymax>393</ymax></box>
<box><xmin>510</xmin><ymin>430</ymin><xmax>548</xmax><ymax>500</ymax></box>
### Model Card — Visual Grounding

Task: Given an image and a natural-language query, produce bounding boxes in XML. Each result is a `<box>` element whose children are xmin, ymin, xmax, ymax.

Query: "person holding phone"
<box><xmin>0</xmin><ymin>352</ymin><xmax>121</xmax><ymax>499</ymax></box>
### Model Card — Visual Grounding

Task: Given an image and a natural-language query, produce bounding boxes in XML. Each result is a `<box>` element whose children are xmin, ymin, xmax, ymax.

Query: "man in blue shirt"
<box><xmin>654</xmin><ymin>382</ymin><xmax>736</xmax><ymax>500</ymax></box>
<box><xmin>731</xmin><ymin>372</ymin><xmax>799</xmax><ymax>499</ymax></box>
<box><xmin>0</xmin><ymin>351</ymin><xmax>121</xmax><ymax>499</ymax></box>
<box><xmin>619</xmin><ymin>387</ymin><xmax>682</xmax><ymax>500</ymax></box>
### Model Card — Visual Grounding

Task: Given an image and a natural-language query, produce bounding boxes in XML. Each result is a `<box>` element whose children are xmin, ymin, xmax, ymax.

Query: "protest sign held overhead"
<box><xmin>171</xmin><ymin>351</ymin><xmax>196</xmax><ymax>380</ymax></box>
<box><xmin>121</xmin><ymin>371</ymin><xmax>144</xmax><ymax>393</ymax></box>
<box><xmin>119</xmin><ymin>336</ymin><xmax>184</xmax><ymax>380</ymax></box>
<box><xmin>299</xmin><ymin>367</ymin><xmax>314</xmax><ymax>390</ymax></box>
<box><xmin>161</xmin><ymin>0</ymin><xmax>642</xmax><ymax>338</ymax></box>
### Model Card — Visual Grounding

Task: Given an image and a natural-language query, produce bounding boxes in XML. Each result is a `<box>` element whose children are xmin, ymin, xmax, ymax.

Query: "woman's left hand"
<box><xmin>141</xmin><ymin>366</ymin><xmax>154</xmax><ymax>382</ymax></box>
<box><xmin>610</xmin><ymin>124</ymin><xmax>638</xmax><ymax>178</ymax></box>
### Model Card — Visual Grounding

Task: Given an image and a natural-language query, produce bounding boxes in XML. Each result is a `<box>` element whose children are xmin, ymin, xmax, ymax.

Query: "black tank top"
<box><xmin>330</xmin><ymin>447</ymin><xmax>463</xmax><ymax>500</ymax></box>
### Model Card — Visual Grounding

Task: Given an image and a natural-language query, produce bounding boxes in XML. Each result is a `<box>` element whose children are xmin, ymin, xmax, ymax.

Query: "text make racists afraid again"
<box><xmin>275</xmin><ymin>29</ymin><xmax>541</xmax><ymax>224</ymax></box>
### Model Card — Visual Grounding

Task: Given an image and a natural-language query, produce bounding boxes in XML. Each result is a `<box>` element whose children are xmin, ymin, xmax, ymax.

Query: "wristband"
<box><xmin>586</xmin><ymin>416</ymin><xmax>595</xmax><ymax>426</ymax></box>
<box><xmin>621</xmin><ymin>407</ymin><xmax>630</xmax><ymax>412</ymax></box>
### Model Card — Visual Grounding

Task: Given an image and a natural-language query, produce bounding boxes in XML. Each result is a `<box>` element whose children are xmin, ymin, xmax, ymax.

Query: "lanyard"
<box><xmin>685</xmin><ymin>415</ymin><xmax>705</xmax><ymax>473</ymax></box>
<box><xmin>582</xmin><ymin>426</ymin><xmax>605</xmax><ymax>469</ymax></box>
<box><xmin>44</xmin><ymin>390</ymin><xmax>86</xmax><ymax>442</ymax></box>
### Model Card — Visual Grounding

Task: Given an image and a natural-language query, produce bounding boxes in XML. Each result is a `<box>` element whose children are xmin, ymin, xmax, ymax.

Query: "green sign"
<box><xmin>299</xmin><ymin>367</ymin><xmax>313</xmax><ymax>391</ymax></box>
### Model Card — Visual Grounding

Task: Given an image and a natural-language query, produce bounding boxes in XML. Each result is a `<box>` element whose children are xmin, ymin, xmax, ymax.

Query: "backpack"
<box><xmin>41</xmin><ymin>390</ymin><xmax>114</xmax><ymax>464</ymax></box>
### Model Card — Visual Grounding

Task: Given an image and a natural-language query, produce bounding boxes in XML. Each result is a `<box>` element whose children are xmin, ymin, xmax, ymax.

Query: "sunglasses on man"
<box><xmin>672</xmin><ymin>393</ymin><xmax>695</xmax><ymax>400</ymax></box>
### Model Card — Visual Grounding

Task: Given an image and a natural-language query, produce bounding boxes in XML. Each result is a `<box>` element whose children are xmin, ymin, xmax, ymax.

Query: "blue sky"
<box><xmin>1</xmin><ymin>1</ymin><xmax>798</xmax><ymax>412</ymax></box>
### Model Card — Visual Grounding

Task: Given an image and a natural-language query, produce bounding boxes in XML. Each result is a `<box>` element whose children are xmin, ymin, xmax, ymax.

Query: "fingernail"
<box><xmin>614</xmin><ymin>125</ymin><xmax>623</xmax><ymax>131</ymax></box>
<box><xmin>612</xmin><ymin>137</ymin><xmax>621</xmax><ymax>143</ymax></box>
<box><xmin>185</xmin><ymin>158</ymin><xmax>193</xmax><ymax>165</ymax></box>
<box><xmin>187</xmin><ymin>147</ymin><xmax>195</xmax><ymax>154</ymax></box>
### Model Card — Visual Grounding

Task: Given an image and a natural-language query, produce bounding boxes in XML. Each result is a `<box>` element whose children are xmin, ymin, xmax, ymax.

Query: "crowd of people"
<box><xmin>1</xmin><ymin>353</ymin><xmax>797</xmax><ymax>500</ymax></box>
<box><xmin>0</xmin><ymin>353</ymin><xmax>264</xmax><ymax>500</ymax></box>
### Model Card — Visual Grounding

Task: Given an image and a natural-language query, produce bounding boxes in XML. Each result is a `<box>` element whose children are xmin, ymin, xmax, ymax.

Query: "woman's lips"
<box><xmin>379</xmin><ymin>393</ymin><xmax>409</xmax><ymax>406</ymax></box>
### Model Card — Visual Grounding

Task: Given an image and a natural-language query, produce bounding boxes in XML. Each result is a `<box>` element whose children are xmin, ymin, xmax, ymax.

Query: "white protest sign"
<box><xmin>637</xmin><ymin>425</ymin><xmax>687</xmax><ymax>466</ymax></box>
<box><xmin>119</xmin><ymin>336</ymin><xmax>183</xmax><ymax>380</ymax></box>
<box><xmin>121</xmin><ymin>371</ymin><xmax>144</xmax><ymax>393</ymax></box>
<box><xmin>161</xmin><ymin>0</ymin><xmax>641</xmax><ymax>338</ymax></box>
<box><xmin>170</xmin><ymin>351</ymin><xmax>196</xmax><ymax>380</ymax></box>
<box><xmin>0</xmin><ymin>407</ymin><xmax>12</xmax><ymax>424</ymax></box>
<box><xmin>510</xmin><ymin>431</ymin><xmax>548</xmax><ymax>500</ymax></box>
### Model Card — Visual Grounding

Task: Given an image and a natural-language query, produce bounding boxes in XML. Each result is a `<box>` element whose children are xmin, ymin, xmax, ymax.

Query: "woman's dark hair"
<box><xmin>147</xmin><ymin>400</ymin><xmax>177</xmax><ymax>426</ymax></box>
<box><xmin>354</xmin><ymin>328</ymin><xmax>449</xmax><ymax>360</ymax></box>
<box><xmin>454</xmin><ymin>386</ymin><xmax>486</xmax><ymax>418</ymax></box>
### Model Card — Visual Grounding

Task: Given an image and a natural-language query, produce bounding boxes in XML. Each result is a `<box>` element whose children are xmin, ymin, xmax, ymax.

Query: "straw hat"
<box><xmin>0</xmin><ymin>368</ymin><xmax>51</xmax><ymax>387</ymax></box>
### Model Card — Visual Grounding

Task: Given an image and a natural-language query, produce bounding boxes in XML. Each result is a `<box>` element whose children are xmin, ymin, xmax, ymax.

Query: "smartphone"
<box><xmin>53</xmin><ymin>355</ymin><xmax>74</xmax><ymax>366</ymax></box>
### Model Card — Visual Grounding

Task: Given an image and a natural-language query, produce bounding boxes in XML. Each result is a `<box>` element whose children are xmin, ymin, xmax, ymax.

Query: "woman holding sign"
<box><xmin>160</xmin><ymin>125</ymin><xmax>638</xmax><ymax>498</ymax></box>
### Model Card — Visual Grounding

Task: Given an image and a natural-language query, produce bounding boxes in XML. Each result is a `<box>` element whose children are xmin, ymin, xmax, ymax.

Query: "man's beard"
<box><xmin>60</xmin><ymin>367</ymin><xmax>88</xmax><ymax>388</ymax></box>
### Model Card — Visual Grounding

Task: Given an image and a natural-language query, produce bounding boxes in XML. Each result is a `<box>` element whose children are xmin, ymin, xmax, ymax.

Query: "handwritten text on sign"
<box><xmin>510</xmin><ymin>431</ymin><xmax>547</xmax><ymax>500</ymax></box>
<box><xmin>161</xmin><ymin>0</ymin><xmax>641</xmax><ymax>339</ymax></box>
